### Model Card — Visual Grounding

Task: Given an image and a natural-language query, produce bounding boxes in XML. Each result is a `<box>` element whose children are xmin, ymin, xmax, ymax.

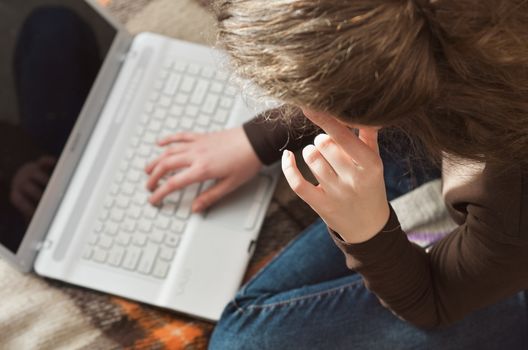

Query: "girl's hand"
<box><xmin>145</xmin><ymin>127</ymin><xmax>262</xmax><ymax>212</ymax></box>
<box><xmin>282</xmin><ymin>110</ymin><xmax>390</xmax><ymax>244</ymax></box>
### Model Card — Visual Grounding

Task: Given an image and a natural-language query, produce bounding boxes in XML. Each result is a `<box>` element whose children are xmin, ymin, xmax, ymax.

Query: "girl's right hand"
<box><xmin>144</xmin><ymin>126</ymin><xmax>262</xmax><ymax>213</ymax></box>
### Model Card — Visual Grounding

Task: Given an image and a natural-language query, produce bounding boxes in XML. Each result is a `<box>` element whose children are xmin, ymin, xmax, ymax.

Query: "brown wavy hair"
<box><xmin>214</xmin><ymin>0</ymin><xmax>528</xmax><ymax>166</ymax></box>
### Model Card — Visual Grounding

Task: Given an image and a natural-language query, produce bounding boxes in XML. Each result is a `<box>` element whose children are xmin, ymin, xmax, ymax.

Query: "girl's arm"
<box><xmin>283</xmin><ymin>109</ymin><xmax>528</xmax><ymax>328</ymax></box>
<box><xmin>243</xmin><ymin>106</ymin><xmax>319</xmax><ymax>165</ymax></box>
<box><xmin>333</xmin><ymin>161</ymin><xmax>528</xmax><ymax>328</ymax></box>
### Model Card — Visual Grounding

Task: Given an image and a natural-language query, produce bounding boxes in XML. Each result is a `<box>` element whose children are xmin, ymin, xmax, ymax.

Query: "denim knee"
<box><xmin>208</xmin><ymin>300</ymin><xmax>262</xmax><ymax>350</ymax></box>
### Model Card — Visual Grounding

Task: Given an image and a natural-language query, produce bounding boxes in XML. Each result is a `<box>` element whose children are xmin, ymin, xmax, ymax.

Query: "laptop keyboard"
<box><xmin>81</xmin><ymin>59</ymin><xmax>236</xmax><ymax>279</ymax></box>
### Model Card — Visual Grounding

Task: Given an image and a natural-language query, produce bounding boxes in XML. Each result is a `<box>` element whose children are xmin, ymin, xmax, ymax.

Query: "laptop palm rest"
<box><xmin>204</xmin><ymin>174</ymin><xmax>270</xmax><ymax>231</ymax></box>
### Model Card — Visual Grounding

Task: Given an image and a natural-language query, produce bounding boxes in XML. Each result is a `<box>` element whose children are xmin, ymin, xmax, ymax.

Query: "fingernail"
<box><xmin>314</xmin><ymin>133</ymin><xmax>330</xmax><ymax>145</ymax></box>
<box><xmin>281</xmin><ymin>150</ymin><xmax>291</xmax><ymax>169</ymax></box>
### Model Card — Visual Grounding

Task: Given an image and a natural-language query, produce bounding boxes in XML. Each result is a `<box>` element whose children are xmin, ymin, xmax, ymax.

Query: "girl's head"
<box><xmin>215</xmin><ymin>0</ymin><xmax>528</xmax><ymax>165</ymax></box>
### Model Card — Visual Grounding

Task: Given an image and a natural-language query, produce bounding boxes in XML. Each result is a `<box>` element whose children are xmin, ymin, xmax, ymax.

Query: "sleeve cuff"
<box><xmin>242</xmin><ymin>116</ymin><xmax>287</xmax><ymax>165</ymax></box>
<box><xmin>328</xmin><ymin>204</ymin><xmax>404</xmax><ymax>259</ymax></box>
<box><xmin>243</xmin><ymin>107</ymin><xmax>320</xmax><ymax>166</ymax></box>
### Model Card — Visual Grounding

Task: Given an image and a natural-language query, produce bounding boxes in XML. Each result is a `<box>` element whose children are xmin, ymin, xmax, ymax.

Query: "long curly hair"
<box><xmin>214</xmin><ymin>0</ymin><xmax>528</xmax><ymax>166</ymax></box>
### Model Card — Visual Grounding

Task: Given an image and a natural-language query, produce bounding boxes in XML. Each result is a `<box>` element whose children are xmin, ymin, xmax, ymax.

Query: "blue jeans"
<box><xmin>209</xmin><ymin>136</ymin><xmax>528</xmax><ymax>349</ymax></box>
<box><xmin>209</xmin><ymin>219</ymin><xmax>527</xmax><ymax>349</ymax></box>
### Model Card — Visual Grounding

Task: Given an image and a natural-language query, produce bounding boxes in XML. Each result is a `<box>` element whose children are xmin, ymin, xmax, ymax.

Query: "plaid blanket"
<box><xmin>0</xmin><ymin>1</ymin><xmax>456</xmax><ymax>349</ymax></box>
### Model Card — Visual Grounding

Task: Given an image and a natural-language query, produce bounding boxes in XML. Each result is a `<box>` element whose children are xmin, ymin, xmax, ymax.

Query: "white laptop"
<box><xmin>0</xmin><ymin>0</ymin><xmax>279</xmax><ymax>321</ymax></box>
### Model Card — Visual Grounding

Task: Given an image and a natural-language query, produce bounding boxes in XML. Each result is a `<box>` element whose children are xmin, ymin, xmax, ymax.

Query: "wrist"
<box><xmin>337</xmin><ymin>203</ymin><xmax>391</xmax><ymax>244</ymax></box>
<box><xmin>237</xmin><ymin>126</ymin><xmax>264</xmax><ymax>170</ymax></box>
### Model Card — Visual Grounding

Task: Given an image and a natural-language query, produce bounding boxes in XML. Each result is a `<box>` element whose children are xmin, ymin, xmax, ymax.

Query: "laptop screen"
<box><xmin>0</xmin><ymin>1</ymin><xmax>116</xmax><ymax>253</ymax></box>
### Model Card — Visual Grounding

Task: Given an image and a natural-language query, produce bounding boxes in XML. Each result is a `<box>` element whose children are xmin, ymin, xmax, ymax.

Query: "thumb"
<box><xmin>192</xmin><ymin>178</ymin><xmax>236</xmax><ymax>212</ymax></box>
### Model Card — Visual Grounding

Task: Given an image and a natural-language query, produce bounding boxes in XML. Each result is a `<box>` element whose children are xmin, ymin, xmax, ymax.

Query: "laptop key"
<box><xmin>106</xmin><ymin>222</ymin><xmax>119</xmax><ymax>236</ymax></box>
<box><xmin>163</xmin><ymin>59</ymin><xmax>174</xmax><ymax>70</ymax></box>
<box><xmin>180</xmin><ymin>117</ymin><xmax>194</xmax><ymax>130</ymax></box>
<box><xmin>93</xmin><ymin>248</ymin><xmax>108</xmax><ymax>263</ymax></box>
<box><xmin>99</xmin><ymin>209</ymin><xmax>110</xmax><ymax>221</ymax></box>
<box><xmin>143</xmin><ymin>206</ymin><xmax>158</xmax><ymax>220</ymax></box>
<box><xmin>82</xmin><ymin>246</ymin><xmax>94</xmax><ymax>260</ymax></box>
<box><xmin>213</xmin><ymin>109</ymin><xmax>229</xmax><ymax>123</ymax></box>
<box><xmin>210</xmin><ymin>81</ymin><xmax>223</xmax><ymax>93</ymax></box>
<box><xmin>165</xmin><ymin>234</ymin><xmax>180</xmax><ymax>248</ymax></box>
<box><xmin>139</xmin><ymin>113</ymin><xmax>150</xmax><ymax>125</ymax></box>
<box><xmin>188</xmin><ymin>63</ymin><xmax>201</xmax><ymax>75</ymax></box>
<box><xmin>170</xmin><ymin>220</ymin><xmax>186</xmax><ymax>234</ymax></box>
<box><xmin>133</xmin><ymin>192</ymin><xmax>148</xmax><ymax>206</ymax></box>
<box><xmin>175</xmin><ymin>93</ymin><xmax>190</xmax><ymax>105</ymax></box>
<box><xmin>185</xmin><ymin>105</ymin><xmax>199</xmax><ymax>117</ymax></box>
<box><xmin>115</xmin><ymin>171</ymin><xmax>125</xmax><ymax>183</ymax></box>
<box><xmin>108</xmin><ymin>247</ymin><xmax>125</xmax><ymax>266</ymax></box>
<box><xmin>153</xmin><ymin>79</ymin><xmax>163</xmax><ymax>91</ymax></box>
<box><xmin>191</xmin><ymin>79</ymin><xmax>209</xmax><ymax>105</ymax></box>
<box><xmin>159</xmin><ymin>246</ymin><xmax>176</xmax><ymax>261</ymax></box>
<box><xmin>131</xmin><ymin>157</ymin><xmax>147</xmax><ymax>170</ymax></box>
<box><xmin>116</xmin><ymin>196</ymin><xmax>131</xmax><ymax>209</ymax></box>
<box><xmin>132</xmin><ymin>233</ymin><xmax>148</xmax><ymax>247</ymax></box>
<box><xmin>176</xmin><ymin>183</ymin><xmax>201</xmax><ymax>219</ymax></box>
<box><xmin>196</xmin><ymin>115</ymin><xmax>211</xmax><ymax>127</ymax></box>
<box><xmin>219</xmin><ymin>97</ymin><xmax>234</xmax><ymax>109</ymax></box>
<box><xmin>153</xmin><ymin>260</ymin><xmax>170</xmax><ymax>279</ymax></box>
<box><xmin>122</xmin><ymin>247</ymin><xmax>142</xmax><ymax>270</ymax></box>
<box><xmin>225</xmin><ymin>84</ymin><xmax>238</xmax><ymax>96</ymax></box>
<box><xmin>202</xmin><ymin>94</ymin><xmax>219</xmax><ymax>114</ymax></box>
<box><xmin>138</xmin><ymin>219</ymin><xmax>153</xmax><ymax>233</ymax></box>
<box><xmin>169</xmin><ymin>105</ymin><xmax>183</xmax><ymax>117</ymax></box>
<box><xmin>181</xmin><ymin>76</ymin><xmax>195</xmax><ymax>92</ymax></box>
<box><xmin>159</xmin><ymin>96</ymin><xmax>171</xmax><ymax>108</ymax></box>
<box><xmin>173</xmin><ymin>61</ymin><xmax>186</xmax><ymax>72</ymax></box>
<box><xmin>127</xmin><ymin>169</ymin><xmax>142</xmax><ymax>183</ymax></box>
<box><xmin>164</xmin><ymin>73</ymin><xmax>182</xmax><ymax>96</ymax></box>
<box><xmin>201</xmin><ymin>66</ymin><xmax>214</xmax><ymax>78</ymax></box>
<box><xmin>149</xmin><ymin>91</ymin><xmax>160</xmax><ymax>102</ymax></box>
<box><xmin>130</xmin><ymin>136</ymin><xmax>140</xmax><ymax>147</ymax></box>
<box><xmin>122</xmin><ymin>183</ymin><xmax>136</xmax><ymax>196</ymax></box>
<box><xmin>150</xmin><ymin>229</ymin><xmax>165</xmax><ymax>243</ymax></box>
<box><xmin>165</xmin><ymin>190</ymin><xmax>182</xmax><ymax>204</ymax></box>
<box><xmin>209</xmin><ymin>123</ymin><xmax>223</xmax><ymax>132</ymax></box>
<box><xmin>215</xmin><ymin>70</ymin><xmax>229</xmax><ymax>82</ymax></box>
<box><xmin>153</xmin><ymin>107</ymin><xmax>167</xmax><ymax>120</ymax></box>
<box><xmin>98</xmin><ymin>235</ymin><xmax>113</xmax><ymax>249</ymax></box>
<box><xmin>116</xmin><ymin>232</ymin><xmax>131</xmax><ymax>246</ymax></box>
<box><xmin>147</xmin><ymin>120</ymin><xmax>162</xmax><ymax>133</ymax></box>
<box><xmin>159</xmin><ymin>68</ymin><xmax>170</xmax><ymax>80</ymax></box>
<box><xmin>137</xmin><ymin>244</ymin><xmax>159</xmax><ymax>275</ymax></box>
<box><xmin>156</xmin><ymin>209</ymin><xmax>173</xmax><ymax>225</ymax></box>
<box><xmin>122</xmin><ymin>218</ymin><xmax>137</xmax><ymax>232</ymax></box>
<box><xmin>110</xmin><ymin>208</ymin><xmax>126</xmax><ymax>222</ymax></box>
<box><xmin>87</xmin><ymin>234</ymin><xmax>98</xmax><ymax>246</ymax></box>
<box><xmin>195</xmin><ymin>126</ymin><xmax>207</xmax><ymax>134</ymax></box>
<box><xmin>128</xmin><ymin>205</ymin><xmax>142</xmax><ymax>220</ymax></box>
<box><xmin>94</xmin><ymin>221</ymin><xmax>104</xmax><ymax>233</ymax></box>
<box><xmin>160</xmin><ymin>203</ymin><xmax>176</xmax><ymax>217</ymax></box>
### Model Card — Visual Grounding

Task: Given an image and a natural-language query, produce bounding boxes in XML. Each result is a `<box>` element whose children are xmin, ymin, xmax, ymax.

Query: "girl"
<box><xmin>145</xmin><ymin>0</ymin><xmax>528</xmax><ymax>348</ymax></box>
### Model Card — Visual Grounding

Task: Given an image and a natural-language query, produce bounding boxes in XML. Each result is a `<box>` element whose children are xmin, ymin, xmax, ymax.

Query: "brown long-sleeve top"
<box><xmin>243</xmin><ymin>112</ymin><xmax>528</xmax><ymax>329</ymax></box>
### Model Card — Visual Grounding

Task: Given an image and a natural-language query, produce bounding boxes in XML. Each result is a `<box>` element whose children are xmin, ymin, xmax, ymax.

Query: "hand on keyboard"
<box><xmin>145</xmin><ymin>126</ymin><xmax>262</xmax><ymax>212</ymax></box>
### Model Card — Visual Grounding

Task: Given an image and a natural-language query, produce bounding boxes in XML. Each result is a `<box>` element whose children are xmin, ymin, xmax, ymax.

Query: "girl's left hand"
<box><xmin>282</xmin><ymin>110</ymin><xmax>390</xmax><ymax>244</ymax></box>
